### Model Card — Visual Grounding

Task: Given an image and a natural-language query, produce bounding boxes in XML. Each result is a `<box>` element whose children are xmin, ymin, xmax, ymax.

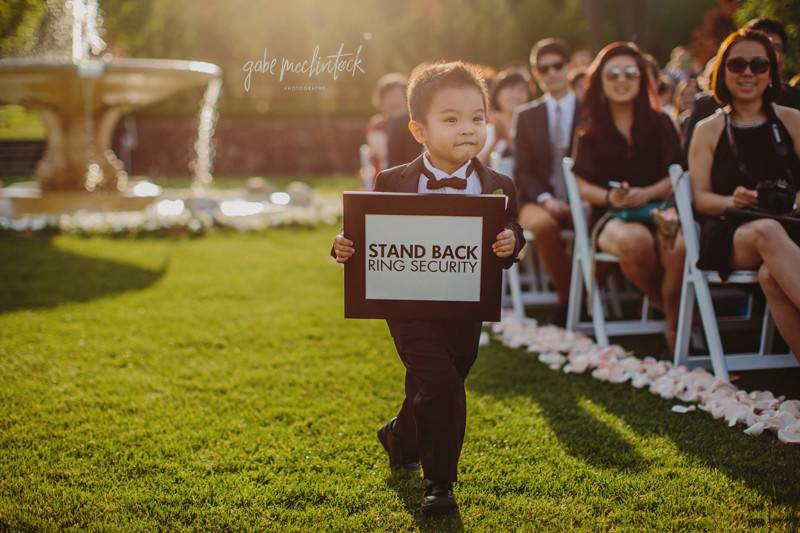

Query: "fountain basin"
<box><xmin>0</xmin><ymin>180</ymin><xmax>160</xmax><ymax>216</ymax></box>
<box><xmin>0</xmin><ymin>57</ymin><xmax>222</xmax><ymax>192</ymax></box>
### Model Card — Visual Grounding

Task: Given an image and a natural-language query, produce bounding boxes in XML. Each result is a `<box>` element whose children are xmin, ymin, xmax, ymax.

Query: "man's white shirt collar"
<box><xmin>544</xmin><ymin>90</ymin><xmax>576</xmax><ymax>109</ymax></box>
<box><xmin>419</xmin><ymin>152</ymin><xmax>481</xmax><ymax>194</ymax></box>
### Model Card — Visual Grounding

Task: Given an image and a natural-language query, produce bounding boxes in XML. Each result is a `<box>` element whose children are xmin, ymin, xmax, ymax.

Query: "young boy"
<box><xmin>333</xmin><ymin>61</ymin><xmax>525</xmax><ymax>514</ymax></box>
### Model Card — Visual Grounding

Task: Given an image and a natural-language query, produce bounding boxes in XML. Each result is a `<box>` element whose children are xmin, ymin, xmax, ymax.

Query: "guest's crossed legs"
<box><xmin>597</xmin><ymin>219</ymin><xmax>685</xmax><ymax>338</ymax></box>
<box><xmin>518</xmin><ymin>203</ymin><xmax>571</xmax><ymax>303</ymax></box>
<box><xmin>731</xmin><ymin>218</ymin><xmax>800</xmax><ymax>358</ymax></box>
<box><xmin>387</xmin><ymin>319</ymin><xmax>482</xmax><ymax>483</ymax></box>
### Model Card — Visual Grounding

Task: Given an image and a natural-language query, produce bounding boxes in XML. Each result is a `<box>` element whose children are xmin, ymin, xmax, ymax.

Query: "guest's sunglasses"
<box><xmin>538</xmin><ymin>61</ymin><xmax>565</xmax><ymax>74</ymax></box>
<box><xmin>604</xmin><ymin>66</ymin><xmax>640</xmax><ymax>81</ymax></box>
<box><xmin>726</xmin><ymin>57</ymin><xmax>770</xmax><ymax>75</ymax></box>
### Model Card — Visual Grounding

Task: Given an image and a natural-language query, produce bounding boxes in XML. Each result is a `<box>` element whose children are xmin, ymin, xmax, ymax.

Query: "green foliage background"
<box><xmin>3</xmin><ymin>0</ymin><xmax>799</xmax><ymax>117</ymax></box>
<box><xmin>737</xmin><ymin>0</ymin><xmax>800</xmax><ymax>76</ymax></box>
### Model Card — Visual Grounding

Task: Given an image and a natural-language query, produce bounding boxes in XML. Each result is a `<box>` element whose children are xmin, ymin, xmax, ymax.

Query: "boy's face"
<box><xmin>409</xmin><ymin>86</ymin><xmax>487</xmax><ymax>168</ymax></box>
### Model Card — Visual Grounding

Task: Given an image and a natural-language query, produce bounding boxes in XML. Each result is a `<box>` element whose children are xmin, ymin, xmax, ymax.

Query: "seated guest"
<box><xmin>513</xmin><ymin>38</ymin><xmax>581</xmax><ymax>322</ymax></box>
<box><xmin>674</xmin><ymin>77</ymin><xmax>700</xmax><ymax>140</ymax></box>
<box><xmin>572</xmin><ymin>42</ymin><xmax>685</xmax><ymax>350</ymax></box>
<box><xmin>366</xmin><ymin>73</ymin><xmax>408</xmax><ymax>172</ymax></box>
<box><xmin>386</xmin><ymin>111</ymin><xmax>423</xmax><ymax>168</ymax></box>
<box><xmin>664</xmin><ymin>46</ymin><xmax>698</xmax><ymax>83</ymax></box>
<box><xmin>570</xmin><ymin>49</ymin><xmax>594</xmax><ymax>70</ymax></box>
<box><xmin>569</xmin><ymin>67</ymin><xmax>588</xmax><ymax>102</ymax></box>
<box><xmin>684</xmin><ymin>18</ymin><xmax>800</xmax><ymax>148</ymax></box>
<box><xmin>480</xmin><ymin>69</ymin><xmax>531</xmax><ymax>162</ymax></box>
<box><xmin>690</xmin><ymin>29</ymin><xmax>800</xmax><ymax>360</ymax></box>
<box><xmin>658</xmin><ymin>74</ymin><xmax>676</xmax><ymax>118</ymax></box>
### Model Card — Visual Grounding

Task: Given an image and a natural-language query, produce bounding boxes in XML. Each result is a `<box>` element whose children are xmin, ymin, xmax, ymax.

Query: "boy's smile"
<box><xmin>409</xmin><ymin>86</ymin><xmax>488</xmax><ymax>175</ymax></box>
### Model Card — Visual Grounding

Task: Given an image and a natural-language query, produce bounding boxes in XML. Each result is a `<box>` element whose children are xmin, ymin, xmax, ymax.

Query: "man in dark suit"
<box><xmin>512</xmin><ymin>38</ymin><xmax>580</xmax><ymax>322</ymax></box>
<box><xmin>684</xmin><ymin>18</ymin><xmax>800</xmax><ymax>150</ymax></box>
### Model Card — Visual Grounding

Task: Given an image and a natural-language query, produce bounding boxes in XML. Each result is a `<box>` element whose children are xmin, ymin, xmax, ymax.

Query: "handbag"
<box><xmin>611</xmin><ymin>200</ymin><xmax>663</xmax><ymax>223</ymax></box>
<box><xmin>609</xmin><ymin>198</ymin><xmax>679</xmax><ymax>247</ymax></box>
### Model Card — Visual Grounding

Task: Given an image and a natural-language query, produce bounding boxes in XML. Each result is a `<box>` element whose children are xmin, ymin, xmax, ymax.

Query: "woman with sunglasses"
<box><xmin>690</xmin><ymin>29</ymin><xmax>800</xmax><ymax>359</ymax></box>
<box><xmin>572</xmin><ymin>42</ymin><xmax>685</xmax><ymax>351</ymax></box>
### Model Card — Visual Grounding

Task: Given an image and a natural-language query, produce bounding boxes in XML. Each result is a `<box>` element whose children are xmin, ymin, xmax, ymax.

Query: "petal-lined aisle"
<box><xmin>491</xmin><ymin>314</ymin><xmax>800</xmax><ymax>445</ymax></box>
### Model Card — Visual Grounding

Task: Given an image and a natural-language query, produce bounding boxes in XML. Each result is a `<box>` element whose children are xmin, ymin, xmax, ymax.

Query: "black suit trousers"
<box><xmin>386</xmin><ymin>318</ymin><xmax>482</xmax><ymax>484</ymax></box>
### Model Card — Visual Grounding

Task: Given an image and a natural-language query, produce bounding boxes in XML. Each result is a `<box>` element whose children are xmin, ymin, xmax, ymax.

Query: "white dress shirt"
<box><xmin>418</xmin><ymin>152</ymin><xmax>482</xmax><ymax>195</ymax></box>
<box><xmin>544</xmin><ymin>90</ymin><xmax>577</xmax><ymax>150</ymax></box>
<box><xmin>536</xmin><ymin>90</ymin><xmax>577</xmax><ymax>204</ymax></box>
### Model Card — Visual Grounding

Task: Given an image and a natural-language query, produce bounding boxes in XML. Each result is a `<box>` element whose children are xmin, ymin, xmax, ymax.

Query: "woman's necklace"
<box><xmin>730</xmin><ymin>110</ymin><xmax>767</xmax><ymax>128</ymax></box>
<box><xmin>730</xmin><ymin>117</ymin><xmax>768</xmax><ymax>129</ymax></box>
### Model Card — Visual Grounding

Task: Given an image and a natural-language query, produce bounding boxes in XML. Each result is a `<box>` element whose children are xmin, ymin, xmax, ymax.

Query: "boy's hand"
<box><xmin>333</xmin><ymin>233</ymin><xmax>355</xmax><ymax>263</ymax></box>
<box><xmin>492</xmin><ymin>228</ymin><xmax>515</xmax><ymax>258</ymax></box>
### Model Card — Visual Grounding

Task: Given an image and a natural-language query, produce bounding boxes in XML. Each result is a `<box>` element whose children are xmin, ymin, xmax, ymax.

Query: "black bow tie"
<box><xmin>421</xmin><ymin>160</ymin><xmax>476</xmax><ymax>190</ymax></box>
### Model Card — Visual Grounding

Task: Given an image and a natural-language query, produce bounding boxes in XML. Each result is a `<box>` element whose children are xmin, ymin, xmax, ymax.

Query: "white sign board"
<box><xmin>364</xmin><ymin>214</ymin><xmax>483</xmax><ymax>302</ymax></box>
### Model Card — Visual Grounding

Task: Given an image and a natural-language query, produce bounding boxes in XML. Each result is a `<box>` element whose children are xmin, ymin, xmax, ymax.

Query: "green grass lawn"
<box><xmin>2</xmin><ymin>226</ymin><xmax>800</xmax><ymax>531</ymax></box>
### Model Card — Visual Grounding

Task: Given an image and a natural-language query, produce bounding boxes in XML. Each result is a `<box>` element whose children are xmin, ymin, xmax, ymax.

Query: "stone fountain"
<box><xmin>0</xmin><ymin>0</ymin><xmax>222</xmax><ymax>214</ymax></box>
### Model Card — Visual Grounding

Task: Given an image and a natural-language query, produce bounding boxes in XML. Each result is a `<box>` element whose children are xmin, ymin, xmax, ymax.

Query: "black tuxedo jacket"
<box><xmin>333</xmin><ymin>154</ymin><xmax>525</xmax><ymax>269</ymax></box>
<box><xmin>512</xmin><ymin>95</ymin><xmax>580</xmax><ymax>206</ymax></box>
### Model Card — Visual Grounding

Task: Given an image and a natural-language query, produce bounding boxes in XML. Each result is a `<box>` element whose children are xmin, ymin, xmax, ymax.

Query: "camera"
<box><xmin>757</xmin><ymin>179</ymin><xmax>796</xmax><ymax>214</ymax></box>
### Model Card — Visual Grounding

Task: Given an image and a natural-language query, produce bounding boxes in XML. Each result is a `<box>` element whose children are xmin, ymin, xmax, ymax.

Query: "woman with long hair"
<box><xmin>690</xmin><ymin>29</ymin><xmax>800</xmax><ymax>359</ymax></box>
<box><xmin>572</xmin><ymin>42</ymin><xmax>685</xmax><ymax>350</ymax></box>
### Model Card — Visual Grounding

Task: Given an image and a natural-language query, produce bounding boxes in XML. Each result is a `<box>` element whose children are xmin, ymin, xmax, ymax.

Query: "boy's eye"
<box><xmin>444</xmin><ymin>117</ymin><xmax>457</xmax><ymax>123</ymax></box>
<box><xmin>473</xmin><ymin>116</ymin><xmax>485</xmax><ymax>123</ymax></box>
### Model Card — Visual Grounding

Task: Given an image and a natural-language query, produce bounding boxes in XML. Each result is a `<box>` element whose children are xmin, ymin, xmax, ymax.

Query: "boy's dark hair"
<box><xmin>406</xmin><ymin>61</ymin><xmax>489</xmax><ymax>123</ymax></box>
<box><xmin>745</xmin><ymin>18</ymin><xmax>788</xmax><ymax>50</ymax></box>
<box><xmin>711</xmin><ymin>29</ymin><xmax>781</xmax><ymax>106</ymax></box>
<box><xmin>530</xmin><ymin>38</ymin><xmax>571</xmax><ymax>69</ymax></box>
<box><xmin>372</xmin><ymin>72</ymin><xmax>408</xmax><ymax>109</ymax></box>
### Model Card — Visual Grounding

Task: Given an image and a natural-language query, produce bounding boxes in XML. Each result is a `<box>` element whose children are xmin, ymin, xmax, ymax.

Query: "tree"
<box><xmin>688</xmin><ymin>0</ymin><xmax>737</xmax><ymax>64</ymax></box>
<box><xmin>737</xmin><ymin>0</ymin><xmax>800</xmax><ymax>76</ymax></box>
<box><xmin>0</xmin><ymin>0</ymin><xmax>746</xmax><ymax>116</ymax></box>
<box><xmin>0</xmin><ymin>0</ymin><xmax>47</xmax><ymax>56</ymax></box>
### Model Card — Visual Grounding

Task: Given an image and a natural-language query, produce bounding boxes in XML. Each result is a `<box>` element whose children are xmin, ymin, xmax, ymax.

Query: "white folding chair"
<box><xmin>359</xmin><ymin>144</ymin><xmax>376</xmax><ymax>191</ymax></box>
<box><xmin>493</xmin><ymin>152</ymin><xmax>566</xmax><ymax>318</ymax></box>
<box><xmin>501</xmin><ymin>229</ymin><xmax>568</xmax><ymax>318</ymax></box>
<box><xmin>562</xmin><ymin>157</ymin><xmax>665</xmax><ymax>346</ymax></box>
<box><xmin>670</xmin><ymin>165</ymin><xmax>798</xmax><ymax>381</ymax></box>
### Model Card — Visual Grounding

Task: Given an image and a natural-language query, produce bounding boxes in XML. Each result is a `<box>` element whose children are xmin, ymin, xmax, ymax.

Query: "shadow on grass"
<box><xmin>468</xmin><ymin>344</ymin><xmax>800</xmax><ymax>509</ymax></box>
<box><xmin>0</xmin><ymin>235</ymin><xmax>167</xmax><ymax>314</ymax></box>
<box><xmin>386</xmin><ymin>474</ymin><xmax>464</xmax><ymax>533</ymax></box>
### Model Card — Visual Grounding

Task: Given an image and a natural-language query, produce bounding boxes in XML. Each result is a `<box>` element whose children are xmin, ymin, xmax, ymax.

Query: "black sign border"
<box><xmin>343</xmin><ymin>192</ymin><xmax>506</xmax><ymax>321</ymax></box>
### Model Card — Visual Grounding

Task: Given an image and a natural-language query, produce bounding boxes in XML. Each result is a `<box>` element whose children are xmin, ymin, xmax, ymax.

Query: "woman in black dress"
<box><xmin>690</xmin><ymin>29</ymin><xmax>800</xmax><ymax>359</ymax></box>
<box><xmin>573</xmin><ymin>42</ymin><xmax>685</xmax><ymax>350</ymax></box>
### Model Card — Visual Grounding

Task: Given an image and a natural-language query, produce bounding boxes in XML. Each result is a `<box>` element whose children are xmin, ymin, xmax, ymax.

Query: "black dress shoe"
<box><xmin>421</xmin><ymin>478</ymin><xmax>457</xmax><ymax>514</ymax></box>
<box><xmin>377</xmin><ymin>418</ymin><xmax>421</xmax><ymax>473</ymax></box>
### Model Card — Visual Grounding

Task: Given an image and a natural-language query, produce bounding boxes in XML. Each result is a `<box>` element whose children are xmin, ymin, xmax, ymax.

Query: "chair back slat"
<box><xmin>562</xmin><ymin>157</ymin><xmax>591</xmax><ymax>254</ymax></box>
<box><xmin>669</xmin><ymin>165</ymin><xmax>700</xmax><ymax>264</ymax></box>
